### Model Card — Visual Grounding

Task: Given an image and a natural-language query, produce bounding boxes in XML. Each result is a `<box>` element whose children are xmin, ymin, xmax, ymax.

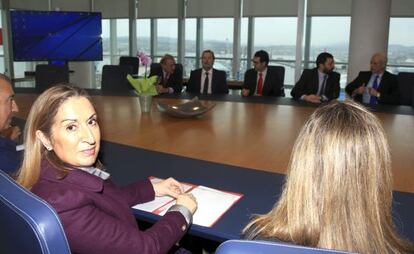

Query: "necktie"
<box><xmin>257</xmin><ymin>72</ymin><xmax>263</xmax><ymax>95</ymax></box>
<box><xmin>319</xmin><ymin>74</ymin><xmax>327</xmax><ymax>96</ymax></box>
<box><xmin>370</xmin><ymin>75</ymin><xmax>379</xmax><ymax>105</ymax></box>
<box><xmin>203</xmin><ymin>72</ymin><xmax>209</xmax><ymax>94</ymax></box>
<box><xmin>163</xmin><ymin>73</ymin><xmax>169</xmax><ymax>87</ymax></box>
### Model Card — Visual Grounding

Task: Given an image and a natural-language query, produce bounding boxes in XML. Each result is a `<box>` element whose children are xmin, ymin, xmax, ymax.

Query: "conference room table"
<box><xmin>14</xmin><ymin>91</ymin><xmax>414</xmax><ymax>243</ymax></box>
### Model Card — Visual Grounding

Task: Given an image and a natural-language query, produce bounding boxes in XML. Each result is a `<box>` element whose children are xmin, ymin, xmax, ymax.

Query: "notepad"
<box><xmin>132</xmin><ymin>177</ymin><xmax>243</xmax><ymax>227</ymax></box>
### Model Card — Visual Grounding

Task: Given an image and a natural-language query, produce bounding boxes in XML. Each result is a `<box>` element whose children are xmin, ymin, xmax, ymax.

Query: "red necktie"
<box><xmin>257</xmin><ymin>72</ymin><xmax>263</xmax><ymax>95</ymax></box>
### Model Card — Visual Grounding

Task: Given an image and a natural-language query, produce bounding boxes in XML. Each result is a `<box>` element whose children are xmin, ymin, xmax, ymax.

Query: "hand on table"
<box><xmin>152</xmin><ymin>177</ymin><xmax>184</xmax><ymax>198</ymax></box>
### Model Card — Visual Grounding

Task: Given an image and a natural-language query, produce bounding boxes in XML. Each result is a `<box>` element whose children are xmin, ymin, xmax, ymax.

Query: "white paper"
<box><xmin>132</xmin><ymin>177</ymin><xmax>243</xmax><ymax>227</ymax></box>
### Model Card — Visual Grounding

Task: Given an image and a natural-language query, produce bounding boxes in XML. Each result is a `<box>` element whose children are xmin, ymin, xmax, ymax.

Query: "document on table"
<box><xmin>132</xmin><ymin>177</ymin><xmax>243</xmax><ymax>227</ymax></box>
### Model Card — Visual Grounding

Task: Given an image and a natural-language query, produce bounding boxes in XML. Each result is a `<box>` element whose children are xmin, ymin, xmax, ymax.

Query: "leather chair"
<box><xmin>397</xmin><ymin>72</ymin><xmax>414</xmax><ymax>106</ymax></box>
<box><xmin>119</xmin><ymin>56</ymin><xmax>140</xmax><ymax>75</ymax></box>
<box><xmin>101</xmin><ymin>65</ymin><xmax>134</xmax><ymax>94</ymax></box>
<box><xmin>35</xmin><ymin>64</ymin><xmax>70</xmax><ymax>92</ymax></box>
<box><xmin>268</xmin><ymin>65</ymin><xmax>286</xmax><ymax>96</ymax></box>
<box><xmin>0</xmin><ymin>169</ymin><xmax>70</xmax><ymax>254</ymax></box>
<box><xmin>149</xmin><ymin>62</ymin><xmax>183</xmax><ymax>79</ymax></box>
<box><xmin>215</xmin><ymin>240</ymin><xmax>354</xmax><ymax>254</ymax></box>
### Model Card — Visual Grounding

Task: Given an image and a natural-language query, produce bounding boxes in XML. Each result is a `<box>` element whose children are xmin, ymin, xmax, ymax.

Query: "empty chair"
<box><xmin>119</xmin><ymin>56</ymin><xmax>140</xmax><ymax>75</ymax></box>
<box><xmin>215</xmin><ymin>240</ymin><xmax>354</xmax><ymax>254</ymax></box>
<box><xmin>0</xmin><ymin>169</ymin><xmax>70</xmax><ymax>254</ymax></box>
<box><xmin>35</xmin><ymin>64</ymin><xmax>69</xmax><ymax>92</ymax></box>
<box><xmin>101</xmin><ymin>65</ymin><xmax>133</xmax><ymax>94</ymax></box>
<box><xmin>397</xmin><ymin>72</ymin><xmax>414</xmax><ymax>106</ymax></box>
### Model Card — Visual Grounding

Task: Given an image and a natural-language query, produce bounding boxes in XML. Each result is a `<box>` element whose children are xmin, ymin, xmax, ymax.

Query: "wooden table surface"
<box><xmin>15</xmin><ymin>94</ymin><xmax>414</xmax><ymax>193</ymax></box>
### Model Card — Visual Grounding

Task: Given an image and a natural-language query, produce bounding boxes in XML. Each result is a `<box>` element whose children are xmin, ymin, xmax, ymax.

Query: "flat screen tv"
<box><xmin>11</xmin><ymin>10</ymin><xmax>103</xmax><ymax>62</ymax></box>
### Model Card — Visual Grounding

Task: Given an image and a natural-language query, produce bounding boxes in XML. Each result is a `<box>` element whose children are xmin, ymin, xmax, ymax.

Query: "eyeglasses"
<box><xmin>251</xmin><ymin>60</ymin><xmax>261</xmax><ymax>64</ymax></box>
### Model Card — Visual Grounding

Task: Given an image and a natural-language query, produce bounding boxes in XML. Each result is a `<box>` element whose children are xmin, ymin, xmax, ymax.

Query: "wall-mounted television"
<box><xmin>11</xmin><ymin>10</ymin><xmax>103</xmax><ymax>62</ymax></box>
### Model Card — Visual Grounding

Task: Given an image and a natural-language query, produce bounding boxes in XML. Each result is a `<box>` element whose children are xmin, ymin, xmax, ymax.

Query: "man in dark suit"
<box><xmin>291</xmin><ymin>52</ymin><xmax>340</xmax><ymax>103</ymax></box>
<box><xmin>242</xmin><ymin>50</ymin><xmax>285</xmax><ymax>97</ymax></box>
<box><xmin>149</xmin><ymin>54</ymin><xmax>183</xmax><ymax>94</ymax></box>
<box><xmin>345</xmin><ymin>53</ymin><xmax>399</xmax><ymax>105</ymax></box>
<box><xmin>187</xmin><ymin>50</ymin><xmax>228</xmax><ymax>94</ymax></box>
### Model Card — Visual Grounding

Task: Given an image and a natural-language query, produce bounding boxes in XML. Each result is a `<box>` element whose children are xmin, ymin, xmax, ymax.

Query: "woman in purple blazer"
<box><xmin>16</xmin><ymin>85</ymin><xmax>197</xmax><ymax>254</ymax></box>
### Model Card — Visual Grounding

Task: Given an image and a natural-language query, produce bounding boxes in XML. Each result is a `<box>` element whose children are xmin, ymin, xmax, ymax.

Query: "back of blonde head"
<box><xmin>243</xmin><ymin>100</ymin><xmax>413</xmax><ymax>253</ymax></box>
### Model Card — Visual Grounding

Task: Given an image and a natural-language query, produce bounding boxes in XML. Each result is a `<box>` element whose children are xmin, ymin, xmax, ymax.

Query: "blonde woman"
<box><xmin>243</xmin><ymin>100</ymin><xmax>414</xmax><ymax>253</ymax></box>
<box><xmin>17</xmin><ymin>85</ymin><xmax>197</xmax><ymax>254</ymax></box>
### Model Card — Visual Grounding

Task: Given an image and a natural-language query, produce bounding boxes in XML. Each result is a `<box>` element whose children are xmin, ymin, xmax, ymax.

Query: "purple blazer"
<box><xmin>32</xmin><ymin>160</ymin><xmax>188</xmax><ymax>254</ymax></box>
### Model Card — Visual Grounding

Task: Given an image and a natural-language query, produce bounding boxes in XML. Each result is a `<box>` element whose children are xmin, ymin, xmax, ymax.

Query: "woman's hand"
<box><xmin>152</xmin><ymin>177</ymin><xmax>183</xmax><ymax>198</ymax></box>
<box><xmin>176</xmin><ymin>193</ymin><xmax>197</xmax><ymax>214</ymax></box>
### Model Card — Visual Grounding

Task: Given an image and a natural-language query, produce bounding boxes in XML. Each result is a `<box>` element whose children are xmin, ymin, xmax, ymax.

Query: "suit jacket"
<box><xmin>187</xmin><ymin>68</ymin><xmax>228</xmax><ymax>94</ymax></box>
<box><xmin>149</xmin><ymin>64</ymin><xmax>183</xmax><ymax>93</ymax></box>
<box><xmin>0</xmin><ymin>137</ymin><xmax>21</xmax><ymax>174</ymax></box>
<box><xmin>243</xmin><ymin>67</ymin><xmax>285</xmax><ymax>97</ymax></box>
<box><xmin>345</xmin><ymin>71</ymin><xmax>399</xmax><ymax>105</ymax></box>
<box><xmin>291</xmin><ymin>68</ymin><xmax>340</xmax><ymax>101</ymax></box>
<box><xmin>32</xmin><ymin>160</ymin><xmax>188</xmax><ymax>254</ymax></box>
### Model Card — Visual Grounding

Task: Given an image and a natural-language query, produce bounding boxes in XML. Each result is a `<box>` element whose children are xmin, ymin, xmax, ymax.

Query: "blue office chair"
<box><xmin>0</xmin><ymin>169</ymin><xmax>71</xmax><ymax>254</ymax></box>
<box><xmin>215</xmin><ymin>239</ymin><xmax>354</xmax><ymax>254</ymax></box>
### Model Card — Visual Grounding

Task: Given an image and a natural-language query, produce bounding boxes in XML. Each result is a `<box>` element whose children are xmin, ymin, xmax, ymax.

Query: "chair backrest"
<box><xmin>119</xmin><ymin>56</ymin><xmax>140</xmax><ymax>75</ymax></box>
<box><xmin>268</xmin><ymin>65</ymin><xmax>285</xmax><ymax>96</ymax></box>
<box><xmin>397</xmin><ymin>72</ymin><xmax>414</xmax><ymax>106</ymax></box>
<box><xmin>268</xmin><ymin>65</ymin><xmax>285</xmax><ymax>85</ymax></box>
<box><xmin>35</xmin><ymin>64</ymin><xmax>70</xmax><ymax>92</ymax></box>
<box><xmin>0</xmin><ymin>169</ymin><xmax>71</xmax><ymax>254</ymax></box>
<box><xmin>101</xmin><ymin>65</ymin><xmax>133</xmax><ymax>93</ymax></box>
<box><xmin>215</xmin><ymin>240</ymin><xmax>355</xmax><ymax>254</ymax></box>
<box><xmin>149</xmin><ymin>63</ymin><xmax>183</xmax><ymax>78</ymax></box>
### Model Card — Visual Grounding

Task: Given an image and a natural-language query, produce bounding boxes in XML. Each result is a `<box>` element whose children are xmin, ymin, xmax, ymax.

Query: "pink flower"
<box><xmin>137</xmin><ymin>52</ymin><xmax>152</xmax><ymax>66</ymax></box>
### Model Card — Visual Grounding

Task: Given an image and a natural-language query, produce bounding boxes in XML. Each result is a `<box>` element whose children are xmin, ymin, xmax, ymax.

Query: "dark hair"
<box><xmin>160</xmin><ymin>54</ymin><xmax>175</xmax><ymax>64</ymax></box>
<box><xmin>202</xmin><ymin>49</ymin><xmax>215</xmax><ymax>60</ymax></box>
<box><xmin>316</xmin><ymin>52</ymin><xmax>334</xmax><ymax>67</ymax></box>
<box><xmin>254</xmin><ymin>50</ymin><xmax>269</xmax><ymax>65</ymax></box>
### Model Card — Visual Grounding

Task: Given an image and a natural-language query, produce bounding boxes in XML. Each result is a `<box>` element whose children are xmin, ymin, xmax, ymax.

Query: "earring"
<box><xmin>47</xmin><ymin>147</ymin><xmax>53</xmax><ymax>151</ymax></box>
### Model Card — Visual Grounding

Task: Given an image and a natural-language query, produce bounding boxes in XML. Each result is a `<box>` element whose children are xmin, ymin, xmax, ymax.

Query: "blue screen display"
<box><xmin>11</xmin><ymin>10</ymin><xmax>103</xmax><ymax>61</ymax></box>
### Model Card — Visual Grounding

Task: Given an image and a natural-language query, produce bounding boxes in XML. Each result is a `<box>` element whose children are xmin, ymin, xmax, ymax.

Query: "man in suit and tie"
<box><xmin>345</xmin><ymin>53</ymin><xmax>399</xmax><ymax>105</ymax></box>
<box><xmin>291</xmin><ymin>52</ymin><xmax>340</xmax><ymax>103</ymax></box>
<box><xmin>149</xmin><ymin>54</ymin><xmax>183</xmax><ymax>94</ymax></box>
<box><xmin>242</xmin><ymin>50</ymin><xmax>285</xmax><ymax>97</ymax></box>
<box><xmin>187</xmin><ymin>50</ymin><xmax>228</xmax><ymax>94</ymax></box>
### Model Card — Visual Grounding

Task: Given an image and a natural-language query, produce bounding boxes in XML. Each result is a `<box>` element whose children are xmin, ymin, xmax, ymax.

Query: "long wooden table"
<box><xmin>15</xmin><ymin>93</ymin><xmax>414</xmax><ymax>193</ymax></box>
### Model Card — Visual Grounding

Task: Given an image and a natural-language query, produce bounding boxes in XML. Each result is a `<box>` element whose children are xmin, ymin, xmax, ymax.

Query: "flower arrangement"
<box><xmin>127</xmin><ymin>52</ymin><xmax>158</xmax><ymax>96</ymax></box>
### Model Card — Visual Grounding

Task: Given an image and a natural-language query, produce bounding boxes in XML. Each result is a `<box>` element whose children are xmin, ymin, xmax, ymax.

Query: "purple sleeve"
<box><xmin>118</xmin><ymin>178</ymin><xmax>156</xmax><ymax>206</ymax></box>
<box><xmin>60</xmin><ymin>203</ymin><xmax>188</xmax><ymax>254</ymax></box>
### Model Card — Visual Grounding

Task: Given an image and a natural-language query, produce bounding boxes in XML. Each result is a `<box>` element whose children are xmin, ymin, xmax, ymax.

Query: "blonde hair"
<box><xmin>243</xmin><ymin>100</ymin><xmax>414</xmax><ymax>253</ymax></box>
<box><xmin>16</xmin><ymin>85</ymin><xmax>93</xmax><ymax>189</ymax></box>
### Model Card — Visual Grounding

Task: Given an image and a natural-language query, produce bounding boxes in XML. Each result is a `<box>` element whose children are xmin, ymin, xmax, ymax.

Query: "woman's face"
<box><xmin>44</xmin><ymin>96</ymin><xmax>100</xmax><ymax>167</ymax></box>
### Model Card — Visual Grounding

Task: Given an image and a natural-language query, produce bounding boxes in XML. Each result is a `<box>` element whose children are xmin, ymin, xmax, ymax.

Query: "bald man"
<box><xmin>346</xmin><ymin>53</ymin><xmax>399</xmax><ymax>105</ymax></box>
<box><xmin>0</xmin><ymin>75</ymin><xmax>21</xmax><ymax>173</ymax></box>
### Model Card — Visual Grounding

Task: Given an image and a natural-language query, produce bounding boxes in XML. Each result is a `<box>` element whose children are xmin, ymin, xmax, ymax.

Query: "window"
<box><xmin>184</xmin><ymin>18</ymin><xmax>197</xmax><ymax>77</ymax></box>
<box><xmin>115</xmin><ymin>19</ymin><xmax>129</xmax><ymax>58</ymax></box>
<box><xmin>202</xmin><ymin>18</ymin><xmax>234</xmax><ymax>78</ymax></box>
<box><xmin>136</xmin><ymin>19</ymin><xmax>151</xmax><ymax>54</ymax></box>
<box><xmin>155</xmin><ymin>18</ymin><xmax>178</xmax><ymax>57</ymax></box>
<box><xmin>253</xmin><ymin>17</ymin><xmax>297</xmax><ymax>85</ymax></box>
<box><xmin>307</xmin><ymin>17</ymin><xmax>351</xmax><ymax>87</ymax></box>
<box><xmin>94</xmin><ymin>19</ymin><xmax>111</xmax><ymax>86</ymax></box>
<box><xmin>388</xmin><ymin>18</ymin><xmax>414</xmax><ymax>73</ymax></box>
<box><xmin>238</xmin><ymin>17</ymin><xmax>249</xmax><ymax>80</ymax></box>
<box><xmin>136</xmin><ymin>19</ymin><xmax>151</xmax><ymax>76</ymax></box>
